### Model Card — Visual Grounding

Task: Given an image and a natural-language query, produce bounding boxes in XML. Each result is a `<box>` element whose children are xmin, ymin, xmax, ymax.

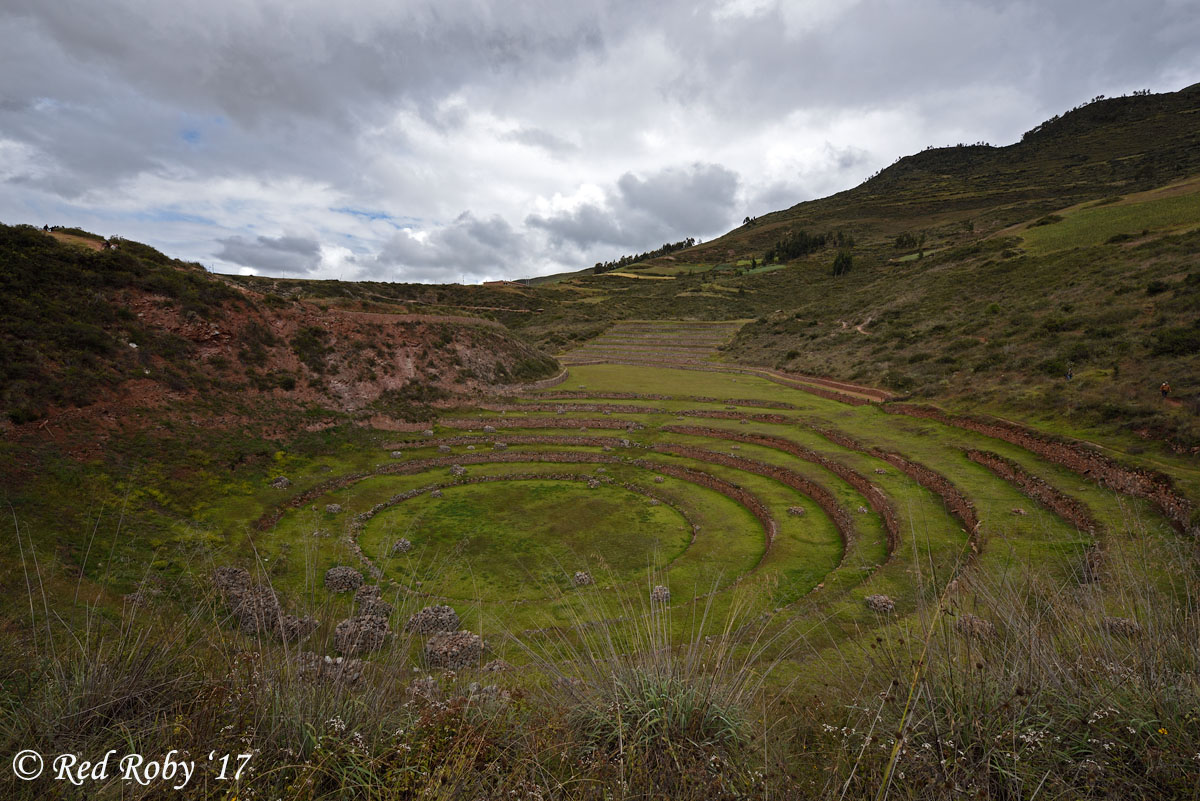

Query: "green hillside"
<box><xmin>487</xmin><ymin>86</ymin><xmax>1200</xmax><ymax>451</ymax></box>
<box><xmin>1</xmin><ymin>85</ymin><xmax>1198</xmax><ymax>801</ymax></box>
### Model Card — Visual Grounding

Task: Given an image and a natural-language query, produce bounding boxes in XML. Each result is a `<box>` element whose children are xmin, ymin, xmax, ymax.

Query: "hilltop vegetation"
<box><xmin>0</xmin><ymin>224</ymin><xmax>558</xmax><ymax>434</ymax></box>
<box><xmin>491</xmin><ymin>85</ymin><xmax>1200</xmax><ymax>451</ymax></box>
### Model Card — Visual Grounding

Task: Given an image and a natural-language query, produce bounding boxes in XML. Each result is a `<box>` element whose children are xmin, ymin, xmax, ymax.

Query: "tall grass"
<box><xmin>2</xmin><ymin>514</ymin><xmax>1197</xmax><ymax>799</ymax></box>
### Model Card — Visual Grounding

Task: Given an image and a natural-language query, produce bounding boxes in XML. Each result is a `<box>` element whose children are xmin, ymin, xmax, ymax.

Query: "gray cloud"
<box><xmin>501</xmin><ymin>127</ymin><xmax>578</xmax><ymax>155</ymax></box>
<box><xmin>372</xmin><ymin>212</ymin><xmax>526</xmax><ymax>282</ymax></box>
<box><xmin>1</xmin><ymin>0</ymin><xmax>1197</xmax><ymax>281</ymax></box>
<box><xmin>528</xmin><ymin>162</ymin><xmax>740</xmax><ymax>253</ymax></box>
<box><xmin>215</xmin><ymin>234</ymin><xmax>324</xmax><ymax>275</ymax></box>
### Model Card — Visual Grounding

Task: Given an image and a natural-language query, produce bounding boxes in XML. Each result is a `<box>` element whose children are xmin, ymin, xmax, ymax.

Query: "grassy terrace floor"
<box><xmin>120</xmin><ymin>360</ymin><xmax>1183</xmax><ymax>676</ymax></box>
<box><xmin>5</xmin><ymin>354</ymin><xmax>1198</xmax><ymax>800</ymax></box>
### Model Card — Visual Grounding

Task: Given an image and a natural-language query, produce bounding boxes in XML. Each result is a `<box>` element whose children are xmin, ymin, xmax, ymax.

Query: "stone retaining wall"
<box><xmin>884</xmin><ymin>404</ymin><xmax>1194</xmax><ymax>536</ymax></box>
<box><xmin>662</xmin><ymin>425</ymin><xmax>900</xmax><ymax>556</ymax></box>
<box><xmin>966</xmin><ymin>449</ymin><xmax>1100</xmax><ymax>535</ymax></box>
<box><xmin>814</xmin><ymin>426</ymin><xmax>980</xmax><ymax>550</ymax></box>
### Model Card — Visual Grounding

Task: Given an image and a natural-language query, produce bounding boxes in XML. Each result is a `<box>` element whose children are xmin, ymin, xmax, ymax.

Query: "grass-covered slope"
<box><xmin>493</xmin><ymin>86</ymin><xmax>1200</xmax><ymax>450</ymax></box>
<box><xmin>0</xmin><ymin>224</ymin><xmax>559</xmax><ymax>431</ymax></box>
<box><xmin>3</xmin><ymin>361</ymin><xmax>1197</xmax><ymax>799</ymax></box>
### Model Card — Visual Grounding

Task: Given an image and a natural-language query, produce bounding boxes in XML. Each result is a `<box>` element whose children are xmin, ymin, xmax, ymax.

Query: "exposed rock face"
<box><xmin>334</xmin><ymin>614</ymin><xmax>390</xmax><ymax>655</ymax></box>
<box><xmin>391</xmin><ymin>538</ymin><xmax>413</xmax><ymax>554</ymax></box>
<box><xmin>325</xmin><ymin>503</ymin><xmax>343</xmax><ymax>514</ymax></box>
<box><xmin>573</xmin><ymin>571</ymin><xmax>594</xmax><ymax>586</ymax></box>
<box><xmin>405</xmin><ymin>605</ymin><xmax>460</xmax><ymax>634</ymax></box>
<box><xmin>1104</xmin><ymin>616</ymin><xmax>1143</xmax><ymax>637</ymax></box>
<box><xmin>270</xmin><ymin>476</ymin><xmax>291</xmax><ymax>489</ymax></box>
<box><xmin>956</xmin><ymin>613</ymin><xmax>996</xmax><ymax>639</ymax></box>
<box><xmin>325</xmin><ymin>566</ymin><xmax>364</xmax><ymax>593</ymax></box>
<box><xmin>865</xmin><ymin>594</ymin><xmax>895</xmax><ymax>613</ymax></box>
<box><xmin>650</xmin><ymin>585</ymin><xmax>670</xmax><ymax>603</ymax></box>
<box><xmin>424</xmin><ymin>630</ymin><xmax>484</xmax><ymax>669</ymax></box>
<box><xmin>294</xmin><ymin>651</ymin><xmax>365</xmax><ymax>685</ymax></box>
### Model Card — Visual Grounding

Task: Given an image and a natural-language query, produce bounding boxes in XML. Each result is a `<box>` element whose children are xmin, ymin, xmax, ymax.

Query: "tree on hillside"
<box><xmin>832</xmin><ymin>250</ymin><xmax>853</xmax><ymax>277</ymax></box>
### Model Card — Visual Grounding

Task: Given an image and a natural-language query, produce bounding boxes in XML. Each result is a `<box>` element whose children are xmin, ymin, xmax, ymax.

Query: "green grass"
<box><xmin>1020</xmin><ymin>177</ymin><xmax>1200</xmax><ymax>253</ymax></box>
<box><xmin>5</xmin><ymin>352</ymin><xmax>1200</xmax><ymax>799</ymax></box>
<box><xmin>362</xmin><ymin>479</ymin><xmax>690</xmax><ymax>601</ymax></box>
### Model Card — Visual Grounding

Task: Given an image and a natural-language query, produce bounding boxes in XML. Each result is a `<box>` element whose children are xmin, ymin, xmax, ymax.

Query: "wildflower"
<box><xmin>1157</xmin><ymin>728</ymin><xmax>1168</xmax><ymax>736</ymax></box>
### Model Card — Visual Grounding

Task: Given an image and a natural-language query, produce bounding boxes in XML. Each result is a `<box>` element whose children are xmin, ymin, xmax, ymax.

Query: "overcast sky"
<box><xmin>2</xmin><ymin>1</ymin><xmax>1197</xmax><ymax>282</ymax></box>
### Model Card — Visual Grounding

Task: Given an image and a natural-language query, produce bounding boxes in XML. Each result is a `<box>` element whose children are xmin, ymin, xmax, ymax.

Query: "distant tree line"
<box><xmin>893</xmin><ymin>231</ymin><xmax>927</xmax><ymax>250</ymax></box>
<box><xmin>1021</xmin><ymin>91</ymin><xmax>1151</xmax><ymax>141</ymax></box>
<box><xmin>763</xmin><ymin>229</ymin><xmax>853</xmax><ymax>263</ymax></box>
<box><xmin>593</xmin><ymin>237</ymin><xmax>695</xmax><ymax>273</ymax></box>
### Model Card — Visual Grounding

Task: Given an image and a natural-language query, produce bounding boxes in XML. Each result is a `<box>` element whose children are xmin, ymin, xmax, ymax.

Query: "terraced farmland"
<box><xmin>227</xmin><ymin>358</ymin><xmax>1196</xmax><ymax>682</ymax></box>
<box><xmin>559</xmin><ymin>319</ymin><xmax>892</xmax><ymax>403</ymax></box>
<box><xmin>11</xmin><ymin>335</ymin><xmax>1199</xmax><ymax>799</ymax></box>
<box><xmin>559</xmin><ymin>319</ymin><xmax>745</xmax><ymax>365</ymax></box>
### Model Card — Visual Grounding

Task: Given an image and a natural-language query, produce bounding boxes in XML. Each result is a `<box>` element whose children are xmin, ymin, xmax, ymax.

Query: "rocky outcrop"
<box><xmin>865</xmin><ymin>594</ymin><xmax>895</xmax><ymax>613</ymax></box>
<box><xmin>1103</xmin><ymin>616</ymin><xmax>1143</xmax><ymax>637</ymax></box>
<box><xmin>325</xmin><ymin>566</ymin><xmax>363</xmax><ymax>593</ymax></box>
<box><xmin>334</xmin><ymin>614</ymin><xmax>390</xmax><ymax>655</ymax></box>
<box><xmin>213</xmin><ymin>567</ymin><xmax>316</xmax><ymax>642</ymax></box>
<box><xmin>424</xmin><ymin>630</ymin><xmax>484</xmax><ymax>669</ymax></box>
<box><xmin>405</xmin><ymin>605</ymin><xmax>461</xmax><ymax>634</ymax></box>
<box><xmin>354</xmin><ymin>584</ymin><xmax>394</xmax><ymax>617</ymax></box>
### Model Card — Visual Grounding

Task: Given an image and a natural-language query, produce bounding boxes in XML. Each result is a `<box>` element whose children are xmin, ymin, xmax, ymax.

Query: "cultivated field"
<box><xmin>6</xmin><ymin>347</ymin><xmax>1199</xmax><ymax>799</ymax></box>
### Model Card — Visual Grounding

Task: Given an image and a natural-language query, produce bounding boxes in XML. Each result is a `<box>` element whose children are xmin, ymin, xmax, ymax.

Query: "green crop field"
<box><xmin>1021</xmin><ymin>177</ymin><xmax>1200</xmax><ymax>253</ymax></box>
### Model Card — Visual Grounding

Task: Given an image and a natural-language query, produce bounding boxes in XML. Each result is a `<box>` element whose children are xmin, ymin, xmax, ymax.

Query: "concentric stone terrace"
<box><xmin>230</xmin><ymin>355</ymin><xmax>1193</xmax><ymax>670</ymax></box>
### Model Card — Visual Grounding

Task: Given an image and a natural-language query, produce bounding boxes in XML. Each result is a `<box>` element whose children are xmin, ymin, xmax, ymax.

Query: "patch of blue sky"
<box><xmin>177</xmin><ymin>114</ymin><xmax>227</xmax><ymax>146</ymax></box>
<box><xmin>133</xmin><ymin>208</ymin><xmax>218</xmax><ymax>226</ymax></box>
<box><xmin>331</xmin><ymin>206</ymin><xmax>418</xmax><ymax>228</ymax></box>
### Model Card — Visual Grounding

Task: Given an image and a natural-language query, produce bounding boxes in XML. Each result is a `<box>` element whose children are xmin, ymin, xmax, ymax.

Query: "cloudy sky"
<box><xmin>2</xmin><ymin>1</ymin><xmax>1197</xmax><ymax>282</ymax></box>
